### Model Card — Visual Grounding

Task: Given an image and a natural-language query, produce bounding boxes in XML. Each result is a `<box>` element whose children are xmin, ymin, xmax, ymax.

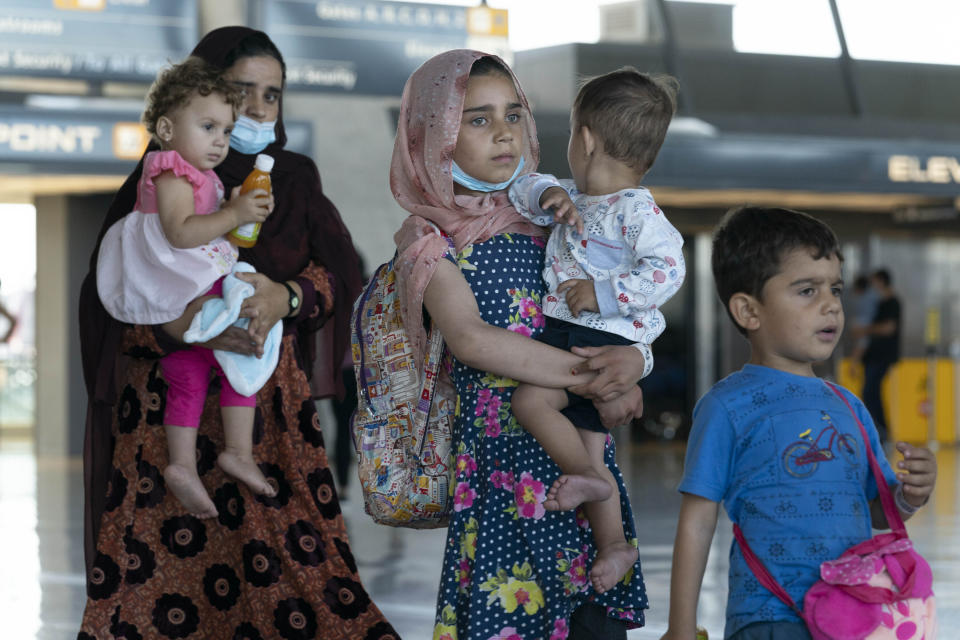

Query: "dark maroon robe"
<box><xmin>78</xmin><ymin>26</ymin><xmax>361</xmax><ymax>577</ymax></box>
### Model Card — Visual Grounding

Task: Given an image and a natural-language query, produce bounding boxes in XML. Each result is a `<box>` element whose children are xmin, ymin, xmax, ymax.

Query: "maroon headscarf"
<box><xmin>190</xmin><ymin>26</ymin><xmax>361</xmax><ymax>399</ymax></box>
<box><xmin>79</xmin><ymin>26</ymin><xmax>361</xmax><ymax>574</ymax></box>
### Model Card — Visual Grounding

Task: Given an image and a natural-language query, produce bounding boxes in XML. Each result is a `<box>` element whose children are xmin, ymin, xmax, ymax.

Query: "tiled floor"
<box><xmin>2</xmin><ymin>433</ymin><xmax>957</xmax><ymax>639</ymax></box>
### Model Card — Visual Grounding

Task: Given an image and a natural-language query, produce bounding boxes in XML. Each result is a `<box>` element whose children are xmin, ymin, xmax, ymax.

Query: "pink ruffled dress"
<box><xmin>97</xmin><ymin>150</ymin><xmax>238</xmax><ymax>324</ymax></box>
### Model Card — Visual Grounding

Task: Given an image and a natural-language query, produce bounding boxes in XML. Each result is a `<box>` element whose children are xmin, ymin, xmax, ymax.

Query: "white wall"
<box><xmin>284</xmin><ymin>93</ymin><xmax>408</xmax><ymax>273</ymax></box>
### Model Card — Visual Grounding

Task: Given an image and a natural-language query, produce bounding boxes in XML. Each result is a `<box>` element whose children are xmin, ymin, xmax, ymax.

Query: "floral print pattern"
<box><xmin>79</xmin><ymin>327</ymin><xmax>397</xmax><ymax>639</ymax></box>
<box><xmin>555</xmin><ymin>546</ymin><xmax>591</xmax><ymax>596</ymax></box>
<box><xmin>433</xmin><ymin>235</ymin><xmax>646</xmax><ymax>640</ymax></box>
<box><xmin>480</xmin><ymin>562</ymin><xmax>546</xmax><ymax>615</ymax></box>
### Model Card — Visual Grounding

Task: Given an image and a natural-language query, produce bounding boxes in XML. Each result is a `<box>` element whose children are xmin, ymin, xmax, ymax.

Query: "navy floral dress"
<box><xmin>433</xmin><ymin>233</ymin><xmax>647</xmax><ymax>640</ymax></box>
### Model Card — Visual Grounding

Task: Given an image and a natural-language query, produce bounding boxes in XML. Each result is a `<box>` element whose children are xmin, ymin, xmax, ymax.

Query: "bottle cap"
<box><xmin>254</xmin><ymin>154</ymin><xmax>274</xmax><ymax>172</ymax></box>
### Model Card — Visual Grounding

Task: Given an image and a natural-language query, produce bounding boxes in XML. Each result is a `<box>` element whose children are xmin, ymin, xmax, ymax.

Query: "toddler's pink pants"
<box><xmin>161</xmin><ymin>347</ymin><xmax>256</xmax><ymax>427</ymax></box>
<box><xmin>160</xmin><ymin>277</ymin><xmax>256</xmax><ymax>428</ymax></box>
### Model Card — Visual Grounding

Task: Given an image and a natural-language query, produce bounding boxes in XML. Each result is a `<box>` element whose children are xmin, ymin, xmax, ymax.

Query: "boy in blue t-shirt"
<box><xmin>660</xmin><ymin>206</ymin><xmax>937</xmax><ymax>640</ymax></box>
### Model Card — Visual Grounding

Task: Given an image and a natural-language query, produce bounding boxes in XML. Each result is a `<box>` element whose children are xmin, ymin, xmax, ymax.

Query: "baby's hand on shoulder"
<box><xmin>540</xmin><ymin>187</ymin><xmax>582</xmax><ymax>234</ymax></box>
<box><xmin>895</xmin><ymin>441</ymin><xmax>937</xmax><ymax>507</ymax></box>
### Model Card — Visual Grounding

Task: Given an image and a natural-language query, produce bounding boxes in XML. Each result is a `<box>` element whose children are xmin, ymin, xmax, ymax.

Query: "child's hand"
<box><xmin>540</xmin><ymin>186</ymin><xmax>583</xmax><ymax>234</ymax></box>
<box><xmin>895</xmin><ymin>441</ymin><xmax>937</xmax><ymax>507</ymax></box>
<box><xmin>557</xmin><ymin>278</ymin><xmax>598</xmax><ymax>317</ymax></box>
<box><xmin>592</xmin><ymin>384</ymin><xmax>643</xmax><ymax>428</ymax></box>
<box><xmin>225</xmin><ymin>185</ymin><xmax>273</xmax><ymax>226</ymax></box>
<box><xmin>200</xmin><ymin>325</ymin><xmax>260</xmax><ymax>356</ymax></box>
<box><xmin>236</xmin><ymin>272</ymin><xmax>289</xmax><ymax>357</ymax></box>
<box><xmin>569</xmin><ymin>344</ymin><xmax>646</xmax><ymax>400</ymax></box>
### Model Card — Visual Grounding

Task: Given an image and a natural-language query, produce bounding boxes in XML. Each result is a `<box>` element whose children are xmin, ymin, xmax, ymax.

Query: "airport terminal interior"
<box><xmin>1</xmin><ymin>0</ymin><xmax>960</xmax><ymax>637</ymax></box>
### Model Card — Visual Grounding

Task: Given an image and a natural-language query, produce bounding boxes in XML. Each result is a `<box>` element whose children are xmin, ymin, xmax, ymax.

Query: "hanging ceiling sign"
<box><xmin>0</xmin><ymin>106</ymin><xmax>312</xmax><ymax>172</ymax></box>
<box><xmin>888</xmin><ymin>155</ymin><xmax>960</xmax><ymax>185</ymax></box>
<box><xmin>0</xmin><ymin>0</ymin><xmax>197</xmax><ymax>84</ymax></box>
<box><xmin>260</xmin><ymin>0</ymin><xmax>472</xmax><ymax>95</ymax></box>
<box><xmin>0</xmin><ymin>106</ymin><xmax>146</xmax><ymax>165</ymax></box>
<box><xmin>643</xmin><ymin>130</ymin><xmax>960</xmax><ymax>197</ymax></box>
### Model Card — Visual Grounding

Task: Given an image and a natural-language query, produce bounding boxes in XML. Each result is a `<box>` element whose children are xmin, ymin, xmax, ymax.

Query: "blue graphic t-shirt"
<box><xmin>678</xmin><ymin>364</ymin><xmax>897</xmax><ymax>638</ymax></box>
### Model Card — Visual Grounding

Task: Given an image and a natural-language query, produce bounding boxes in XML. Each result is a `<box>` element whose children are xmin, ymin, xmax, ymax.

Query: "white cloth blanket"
<box><xmin>183</xmin><ymin>262</ymin><xmax>282</xmax><ymax>397</ymax></box>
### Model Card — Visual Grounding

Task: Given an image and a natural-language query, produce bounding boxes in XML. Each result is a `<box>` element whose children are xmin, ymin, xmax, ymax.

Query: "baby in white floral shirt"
<box><xmin>510</xmin><ymin>67</ymin><xmax>685</xmax><ymax>594</ymax></box>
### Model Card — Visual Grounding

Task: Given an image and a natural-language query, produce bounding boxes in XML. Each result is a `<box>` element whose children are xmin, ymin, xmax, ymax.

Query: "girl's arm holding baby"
<box><xmin>424</xmin><ymin>256</ymin><xmax>645</xmax><ymax>424</ymax></box>
<box><xmin>424</xmin><ymin>258</ymin><xmax>591</xmax><ymax>388</ymax></box>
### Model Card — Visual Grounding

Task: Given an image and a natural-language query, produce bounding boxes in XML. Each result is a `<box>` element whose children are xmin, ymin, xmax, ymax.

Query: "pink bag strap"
<box><xmin>732</xmin><ymin>523</ymin><xmax>802</xmax><ymax>614</ymax></box>
<box><xmin>823</xmin><ymin>381</ymin><xmax>906</xmax><ymax>536</ymax></box>
<box><xmin>732</xmin><ymin>381</ymin><xmax>907</xmax><ymax>612</ymax></box>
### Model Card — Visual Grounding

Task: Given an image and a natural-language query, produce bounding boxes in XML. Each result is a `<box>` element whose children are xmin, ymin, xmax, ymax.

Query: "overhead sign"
<box><xmin>260</xmin><ymin>0</ymin><xmax>470</xmax><ymax>95</ymax></box>
<box><xmin>888</xmin><ymin>155</ymin><xmax>960</xmax><ymax>184</ymax></box>
<box><xmin>0</xmin><ymin>106</ymin><xmax>312</xmax><ymax>171</ymax></box>
<box><xmin>467</xmin><ymin>6</ymin><xmax>508</xmax><ymax>38</ymax></box>
<box><xmin>643</xmin><ymin>130</ymin><xmax>960</xmax><ymax>197</ymax></box>
<box><xmin>0</xmin><ymin>107</ymin><xmax>124</xmax><ymax>163</ymax></box>
<box><xmin>0</xmin><ymin>0</ymin><xmax>198</xmax><ymax>83</ymax></box>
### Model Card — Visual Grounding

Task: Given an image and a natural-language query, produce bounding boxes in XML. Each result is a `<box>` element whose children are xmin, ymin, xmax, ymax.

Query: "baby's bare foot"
<box><xmin>163</xmin><ymin>463</ymin><xmax>218</xmax><ymax>518</ymax></box>
<box><xmin>590</xmin><ymin>542</ymin><xmax>638</xmax><ymax>594</ymax></box>
<box><xmin>218</xmin><ymin>452</ymin><xmax>276</xmax><ymax>497</ymax></box>
<box><xmin>543</xmin><ymin>474</ymin><xmax>612</xmax><ymax>511</ymax></box>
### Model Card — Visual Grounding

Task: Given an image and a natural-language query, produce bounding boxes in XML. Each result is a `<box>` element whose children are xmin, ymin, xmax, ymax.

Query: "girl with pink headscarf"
<box><xmin>390</xmin><ymin>50</ymin><xmax>650</xmax><ymax>640</ymax></box>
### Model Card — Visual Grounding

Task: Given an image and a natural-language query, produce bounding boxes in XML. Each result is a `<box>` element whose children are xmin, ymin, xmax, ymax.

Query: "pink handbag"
<box><xmin>733</xmin><ymin>381</ymin><xmax>936</xmax><ymax>640</ymax></box>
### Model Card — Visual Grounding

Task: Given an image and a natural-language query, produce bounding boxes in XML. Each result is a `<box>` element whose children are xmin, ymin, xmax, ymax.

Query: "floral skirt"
<box><xmin>79</xmin><ymin>337</ymin><xmax>398</xmax><ymax>639</ymax></box>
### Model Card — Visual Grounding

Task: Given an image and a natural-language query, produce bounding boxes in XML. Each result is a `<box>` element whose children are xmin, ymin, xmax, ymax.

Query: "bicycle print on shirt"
<box><xmin>782</xmin><ymin>411</ymin><xmax>859</xmax><ymax>478</ymax></box>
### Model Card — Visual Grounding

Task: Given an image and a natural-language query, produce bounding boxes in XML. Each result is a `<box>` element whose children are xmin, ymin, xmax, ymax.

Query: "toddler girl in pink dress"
<box><xmin>97</xmin><ymin>57</ymin><xmax>277</xmax><ymax>518</ymax></box>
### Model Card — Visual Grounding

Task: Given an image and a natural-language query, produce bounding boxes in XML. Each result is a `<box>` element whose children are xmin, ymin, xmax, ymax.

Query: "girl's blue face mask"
<box><xmin>229</xmin><ymin>115</ymin><xmax>277</xmax><ymax>154</ymax></box>
<box><xmin>452</xmin><ymin>157</ymin><xmax>525</xmax><ymax>192</ymax></box>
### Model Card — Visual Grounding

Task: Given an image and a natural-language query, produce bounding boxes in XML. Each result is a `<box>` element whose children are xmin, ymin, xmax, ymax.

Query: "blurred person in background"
<box><xmin>0</xmin><ymin>303</ymin><xmax>15</xmax><ymax>344</ymax></box>
<box><xmin>329</xmin><ymin>251</ymin><xmax>366</xmax><ymax>498</ymax></box>
<box><xmin>848</xmin><ymin>274</ymin><xmax>878</xmax><ymax>364</ymax></box>
<box><xmin>0</xmin><ymin>278</ymin><xmax>16</xmax><ymax>344</ymax></box>
<box><xmin>857</xmin><ymin>268</ymin><xmax>901</xmax><ymax>442</ymax></box>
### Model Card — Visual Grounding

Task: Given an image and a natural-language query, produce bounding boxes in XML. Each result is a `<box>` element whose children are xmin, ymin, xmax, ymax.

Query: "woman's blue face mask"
<box><xmin>229</xmin><ymin>115</ymin><xmax>277</xmax><ymax>154</ymax></box>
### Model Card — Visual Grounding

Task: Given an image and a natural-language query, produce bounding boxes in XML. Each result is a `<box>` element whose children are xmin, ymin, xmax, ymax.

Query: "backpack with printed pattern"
<box><xmin>349</xmin><ymin>256</ymin><xmax>455</xmax><ymax>528</ymax></box>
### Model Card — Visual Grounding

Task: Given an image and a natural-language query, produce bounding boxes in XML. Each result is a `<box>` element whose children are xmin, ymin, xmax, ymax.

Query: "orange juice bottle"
<box><xmin>228</xmin><ymin>153</ymin><xmax>273</xmax><ymax>248</ymax></box>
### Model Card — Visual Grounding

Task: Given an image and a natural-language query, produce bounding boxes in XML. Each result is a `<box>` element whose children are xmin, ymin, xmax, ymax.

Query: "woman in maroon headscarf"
<box><xmin>78</xmin><ymin>27</ymin><xmax>397</xmax><ymax>639</ymax></box>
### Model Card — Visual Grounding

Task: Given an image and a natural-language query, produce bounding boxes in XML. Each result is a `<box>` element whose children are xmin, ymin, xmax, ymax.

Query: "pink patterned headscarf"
<box><xmin>391</xmin><ymin>49</ymin><xmax>545</xmax><ymax>363</ymax></box>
